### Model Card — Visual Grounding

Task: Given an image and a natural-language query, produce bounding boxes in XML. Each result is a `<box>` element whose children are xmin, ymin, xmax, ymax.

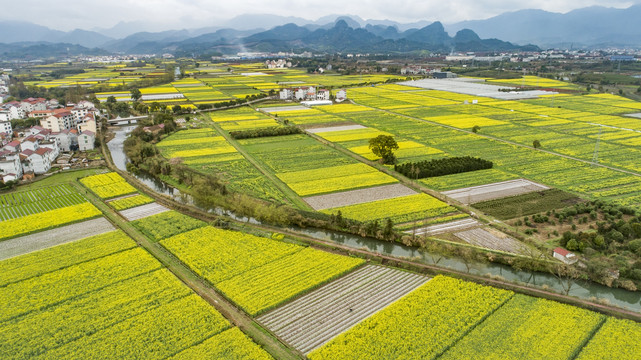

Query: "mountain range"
<box><xmin>0</xmin><ymin>5</ymin><xmax>640</xmax><ymax>59</ymax></box>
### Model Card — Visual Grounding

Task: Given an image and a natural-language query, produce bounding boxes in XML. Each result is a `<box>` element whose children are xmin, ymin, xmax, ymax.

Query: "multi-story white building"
<box><xmin>316</xmin><ymin>89</ymin><xmax>330</xmax><ymax>101</ymax></box>
<box><xmin>78</xmin><ymin>130</ymin><xmax>95</xmax><ymax>151</ymax></box>
<box><xmin>335</xmin><ymin>89</ymin><xmax>347</xmax><ymax>102</ymax></box>
<box><xmin>77</xmin><ymin>113</ymin><xmax>97</xmax><ymax>134</ymax></box>
<box><xmin>0</xmin><ymin>120</ymin><xmax>11</xmax><ymax>135</ymax></box>
<box><xmin>0</xmin><ymin>152</ymin><xmax>22</xmax><ymax>182</ymax></box>
<box><xmin>20</xmin><ymin>98</ymin><xmax>47</xmax><ymax>113</ymax></box>
<box><xmin>40</xmin><ymin>110</ymin><xmax>75</xmax><ymax>132</ymax></box>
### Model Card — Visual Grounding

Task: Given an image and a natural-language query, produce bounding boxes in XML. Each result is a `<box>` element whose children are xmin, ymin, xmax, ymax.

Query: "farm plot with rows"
<box><xmin>276</xmin><ymin>163</ymin><xmax>398</xmax><ymax>197</ymax></box>
<box><xmin>341</xmin><ymin>84</ymin><xmax>641</xmax><ymax>208</ymax></box>
<box><xmin>440</xmin><ymin>294</ymin><xmax>604</xmax><ymax>360</ymax></box>
<box><xmin>303</xmin><ymin>183</ymin><xmax>417</xmax><ymax>210</ymax></box>
<box><xmin>472</xmin><ymin>188</ymin><xmax>583</xmax><ymax>220</ymax></box>
<box><xmin>0</xmin><ymin>217</ymin><xmax>115</xmax><ymax>261</ymax></box>
<box><xmin>455</xmin><ymin>227</ymin><xmax>534</xmax><ymax>256</ymax></box>
<box><xmin>119</xmin><ymin>202</ymin><xmax>169</xmax><ymax>221</ymax></box>
<box><xmin>157</xmin><ymin>127</ymin><xmax>286</xmax><ymax>201</ymax></box>
<box><xmin>322</xmin><ymin>193</ymin><xmax>456</xmax><ymax>224</ymax></box>
<box><xmin>160</xmin><ymin>226</ymin><xmax>364</xmax><ymax>316</ymax></box>
<box><xmin>161</xmin><ymin>226</ymin><xmax>301</xmax><ymax>284</ymax></box>
<box><xmin>576</xmin><ymin>317</ymin><xmax>641</xmax><ymax>360</ymax></box>
<box><xmin>0</xmin><ymin>184</ymin><xmax>86</xmax><ymax>221</ymax></box>
<box><xmin>131</xmin><ymin>210</ymin><xmax>207</xmax><ymax>241</ymax></box>
<box><xmin>257</xmin><ymin>265</ymin><xmax>428</xmax><ymax>354</ymax></box>
<box><xmin>308</xmin><ymin>275</ymin><xmax>513</xmax><ymax>360</ymax></box>
<box><xmin>79</xmin><ymin>172</ymin><xmax>137</xmax><ymax>199</ymax></box>
<box><xmin>107</xmin><ymin>194</ymin><xmax>154</xmax><ymax>210</ymax></box>
<box><xmin>441</xmin><ymin>179</ymin><xmax>549</xmax><ymax>205</ymax></box>
<box><xmin>0</xmin><ymin>230</ymin><xmax>272</xmax><ymax>360</ymax></box>
<box><xmin>0</xmin><ymin>202</ymin><xmax>102</xmax><ymax>241</ymax></box>
<box><xmin>309</xmin><ymin>273</ymin><xmax>639</xmax><ymax>360</ymax></box>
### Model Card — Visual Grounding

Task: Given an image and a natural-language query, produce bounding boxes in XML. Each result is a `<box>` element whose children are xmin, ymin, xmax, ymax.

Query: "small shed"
<box><xmin>553</xmin><ymin>247</ymin><xmax>577</xmax><ymax>265</ymax></box>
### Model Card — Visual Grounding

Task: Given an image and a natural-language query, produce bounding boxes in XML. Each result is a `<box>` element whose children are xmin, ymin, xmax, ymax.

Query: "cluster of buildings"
<box><xmin>0</xmin><ymin>125</ymin><xmax>97</xmax><ymax>183</ymax></box>
<box><xmin>0</xmin><ymin>98</ymin><xmax>100</xmax><ymax>183</ymax></box>
<box><xmin>264</xmin><ymin>59</ymin><xmax>293</xmax><ymax>69</ymax></box>
<box><xmin>279</xmin><ymin>86</ymin><xmax>347</xmax><ymax>102</ymax></box>
<box><xmin>0</xmin><ymin>98</ymin><xmax>99</xmax><ymax>134</ymax></box>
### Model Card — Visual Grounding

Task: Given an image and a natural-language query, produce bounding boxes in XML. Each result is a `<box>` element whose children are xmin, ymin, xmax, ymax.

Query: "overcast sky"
<box><xmin>4</xmin><ymin>0</ymin><xmax>640</xmax><ymax>31</ymax></box>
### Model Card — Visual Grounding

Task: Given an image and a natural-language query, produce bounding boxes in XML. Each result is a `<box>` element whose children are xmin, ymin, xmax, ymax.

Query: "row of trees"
<box><xmin>394</xmin><ymin>156</ymin><xmax>493</xmax><ymax>179</ymax></box>
<box><xmin>229</xmin><ymin>126</ymin><xmax>303</xmax><ymax>140</ymax></box>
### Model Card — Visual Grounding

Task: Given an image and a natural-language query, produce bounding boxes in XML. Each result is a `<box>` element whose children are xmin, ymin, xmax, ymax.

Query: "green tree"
<box><xmin>533</xmin><ymin>139</ymin><xmax>542</xmax><ymax>149</ymax></box>
<box><xmin>369</xmin><ymin>135</ymin><xmax>399</xmax><ymax>164</ymax></box>
<box><xmin>471</xmin><ymin>125</ymin><xmax>480</xmax><ymax>133</ymax></box>
<box><xmin>130</xmin><ymin>88</ymin><xmax>142</xmax><ymax>102</ymax></box>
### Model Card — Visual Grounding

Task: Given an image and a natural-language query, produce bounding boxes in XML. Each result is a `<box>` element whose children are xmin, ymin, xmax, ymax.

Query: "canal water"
<box><xmin>108</xmin><ymin>125</ymin><xmax>641</xmax><ymax>312</ymax></box>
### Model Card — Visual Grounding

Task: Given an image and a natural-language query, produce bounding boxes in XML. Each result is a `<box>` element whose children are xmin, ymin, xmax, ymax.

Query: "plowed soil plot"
<box><xmin>454</xmin><ymin>228</ymin><xmax>531</xmax><ymax>255</ymax></box>
<box><xmin>442</xmin><ymin>179</ymin><xmax>549</xmax><ymax>205</ymax></box>
<box><xmin>410</xmin><ymin>218</ymin><xmax>480</xmax><ymax>236</ymax></box>
<box><xmin>257</xmin><ymin>265</ymin><xmax>428</xmax><ymax>355</ymax></box>
<box><xmin>0</xmin><ymin>218</ymin><xmax>115</xmax><ymax>261</ymax></box>
<box><xmin>304</xmin><ymin>184</ymin><xmax>417</xmax><ymax>210</ymax></box>
<box><xmin>306</xmin><ymin>124</ymin><xmax>366</xmax><ymax>133</ymax></box>
<box><xmin>119</xmin><ymin>203</ymin><xmax>169</xmax><ymax>221</ymax></box>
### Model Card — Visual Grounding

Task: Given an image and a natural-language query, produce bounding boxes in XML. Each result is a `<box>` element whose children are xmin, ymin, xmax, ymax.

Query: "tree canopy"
<box><xmin>369</xmin><ymin>135</ymin><xmax>399</xmax><ymax>164</ymax></box>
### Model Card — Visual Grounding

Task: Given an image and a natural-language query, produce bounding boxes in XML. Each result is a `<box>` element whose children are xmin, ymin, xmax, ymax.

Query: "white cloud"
<box><xmin>2</xmin><ymin>0</ymin><xmax>639</xmax><ymax>32</ymax></box>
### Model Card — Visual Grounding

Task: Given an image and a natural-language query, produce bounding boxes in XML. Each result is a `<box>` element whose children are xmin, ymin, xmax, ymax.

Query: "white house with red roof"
<box><xmin>316</xmin><ymin>89</ymin><xmax>330</xmax><ymax>101</ymax></box>
<box><xmin>553</xmin><ymin>247</ymin><xmax>578</xmax><ymax>265</ymax></box>
<box><xmin>51</xmin><ymin>129</ymin><xmax>78</xmax><ymax>152</ymax></box>
<box><xmin>40</xmin><ymin>109</ymin><xmax>75</xmax><ymax>132</ymax></box>
<box><xmin>3</xmin><ymin>140</ymin><xmax>20</xmax><ymax>153</ymax></box>
<box><xmin>20</xmin><ymin>97</ymin><xmax>47</xmax><ymax>113</ymax></box>
<box><xmin>77</xmin><ymin>113</ymin><xmax>97</xmax><ymax>133</ymax></box>
<box><xmin>1</xmin><ymin>102</ymin><xmax>25</xmax><ymax>120</ymax></box>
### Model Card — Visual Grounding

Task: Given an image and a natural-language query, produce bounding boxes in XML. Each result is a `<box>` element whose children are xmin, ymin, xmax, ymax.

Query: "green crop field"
<box><xmin>161</xmin><ymin>226</ymin><xmax>364</xmax><ymax>315</ymax></box>
<box><xmin>0</xmin><ymin>230</ymin><xmax>272</xmax><ymax>359</ymax></box>
<box><xmin>0</xmin><ymin>184</ymin><xmax>87</xmax><ymax>221</ymax></box>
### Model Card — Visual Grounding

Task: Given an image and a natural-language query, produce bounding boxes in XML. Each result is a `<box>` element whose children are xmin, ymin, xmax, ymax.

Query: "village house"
<box><xmin>335</xmin><ymin>89</ymin><xmax>347</xmax><ymax>102</ymax></box>
<box><xmin>40</xmin><ymin>109</ymin><xmax>75</xmax><ymax>132</ymax></box>
<box><xmin>0</xmin><ymin>151</ymin><xmax>22</xmax><ymax>182</ymax></box>
<box><xmin>20</xmin><ymin>97</ymin><xmax>47</xmax><ymax>113</ymax></box>
<box><xmin>51</xmin><ymin>129</ymin><xmax>79</xmax><ymax>152</ymax></box>
<box><xmin>78</xmin><ymin>130</ymin><xmax>95</xmax><ymax>151</ymax></box>
<box><xmin>77</xmin><ymin>113</ymin><xmax>97</xmax><ymax>133</ymax></box>
<box><xmin>0</xmin><ymin>119</ymin><xmax>11</xmax><ymax>135</ymax></box>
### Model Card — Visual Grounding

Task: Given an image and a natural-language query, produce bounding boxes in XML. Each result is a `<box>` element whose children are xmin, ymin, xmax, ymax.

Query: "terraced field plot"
<box><xmin>442</xmin><ymin>179</ymin><xmax>550</xmax><ymax>205</ymax></box>
<box><xmin>257</xmin><ymin>265</ymin><xmax>428</xmax><ymax>354</ymax></box>
<box><xmin>454</xmin><ymin>227</ymin><xmax>532</xmax><ymax>255</ymax></box>
<box><xmin>0</xmin><ymin>184</ymin><xmax>86</xmax><ymax>221</ymax></box>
